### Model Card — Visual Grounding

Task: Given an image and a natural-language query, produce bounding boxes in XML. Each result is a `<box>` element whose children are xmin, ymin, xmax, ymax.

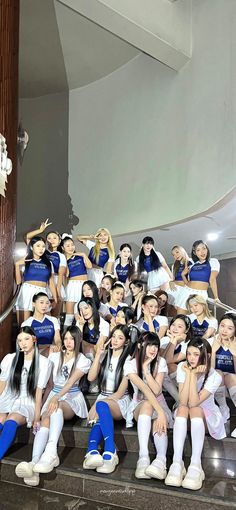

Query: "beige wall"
<box><xmin>68</xmin><ymin>0</ymin><xmax>236</xmax><ymax>236</ymax></box>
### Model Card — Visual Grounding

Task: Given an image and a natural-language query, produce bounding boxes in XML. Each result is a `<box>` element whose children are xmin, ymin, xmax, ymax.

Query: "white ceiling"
<box><xmin>19</xmin><ymin>0</ymin><xmax>139</xmax><ymax>98</ymax></box>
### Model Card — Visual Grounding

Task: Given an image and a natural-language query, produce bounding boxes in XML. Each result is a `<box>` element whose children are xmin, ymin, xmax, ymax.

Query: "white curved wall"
<box><xmin>69</xmin><ymin>0</ymin><xmax>236</xmax><ymax>235</ymax></box>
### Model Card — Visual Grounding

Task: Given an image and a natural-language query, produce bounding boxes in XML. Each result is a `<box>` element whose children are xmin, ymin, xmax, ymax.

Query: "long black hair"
<box><xmin>99</xmin><ymin>325</ymin><xmax>131</xmax><ymax>393</ymax></box>
<box><xmin>191</xmin><ymin>240</ymin><xmax>210</xmax><ymax>262</ymax></box>
<box><xmin>116</xmin><ymin>243</ymin><xmax>135</xmax><ymax>280</ymax></box>
<box><xmin>155</xmin><ymin>290</ymin><xmax>169</xmax><ymax>316</ymax></box>
<box><xmin>78</xmin><ymin>297</ymin><xmax>100</xmax><ymax>343</ymax></box>
<box><xmin>25</xmin><ymin>236</ymin><xmax>52</xmax><ymax>276</ymax></box>
<box><xmin>60</xmin><ymin>234</ymin><xmax>75</xmax><ymax>254</ymax></box>
<box><xmin>81</xmin><ymin>280</ymin><xmax>100</xmax><ymax>310</ymax></box>
<box><xmin>132</xmin><ymin>331</ymin><xmax>160</xmax><ymax>380</ymax></box>
<box><xmin>107</xmin><ymin>282</ymin><xmax>125</xmax><ymax>303</ymax></box>
<box><xmin>138</xmin><ymin>236</ymin><xmax>162</xmax><ymax>272</ymax></box>
<box><xmin>140</xmin><ymin>294</ymin><xmax>159</xmax><ymax>318</ymax></box>
<box><xmin>186</xmin><ymin>336</ymin><xmax>212</xmax><ymax>390</ymax></box>
<box><xmin>9</xmin><ymin>326</ymin><xmax>39</xmax><ymax>398</ymax></box>
<box><xmin>116</xmin><ymin>306</ymin><xmax>135</xmax><ymax>325</ymax></box>
<box><xmin>57</xmin><ymin>325</ymin><xmax>82</xmax><ymax>376</ymax></box>
<box><xmin>169</xmin><ymin>314</ymin><xmax>193</xmax><ymax>343</ymax></box>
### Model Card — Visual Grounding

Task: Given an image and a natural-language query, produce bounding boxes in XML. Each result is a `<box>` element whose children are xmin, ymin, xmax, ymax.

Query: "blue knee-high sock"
<box><xmin>87</xmin><ymin>421</ymin><xmax>103</xmax><ymax>454</ymax></box>
<box><xmin>0</xmin><ymin>420</ymin><xmax>18</xmax><ymax>459</ymax></box>
<box><xmin>96</xmin><ymin>401</ymin><xmax>115</xmax><ymax>460</ymax></box>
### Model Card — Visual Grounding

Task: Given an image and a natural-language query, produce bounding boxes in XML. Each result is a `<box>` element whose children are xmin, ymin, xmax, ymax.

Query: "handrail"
<box><xmin>0</xmin><ymin>285</ymin><xmax>21</xmax><ymax>324</ymax></box>
<box><xmin>207</xmin><ymin>297</ymin><xmax>236</xmax><ymax>317</ymax></box>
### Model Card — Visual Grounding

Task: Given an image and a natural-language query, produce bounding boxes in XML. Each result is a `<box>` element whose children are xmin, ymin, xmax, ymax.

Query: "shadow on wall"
<box><xmin>16</xmin><ymin>92</ymin><xmax>80</xmax><ymax>239</ymax></box>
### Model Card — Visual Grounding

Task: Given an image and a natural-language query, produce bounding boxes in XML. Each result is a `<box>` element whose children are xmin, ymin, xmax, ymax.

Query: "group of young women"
<box><xmin>0</xmin><ymin>221</ymin><xmax>234</xmax><ymax>492</ymax></box>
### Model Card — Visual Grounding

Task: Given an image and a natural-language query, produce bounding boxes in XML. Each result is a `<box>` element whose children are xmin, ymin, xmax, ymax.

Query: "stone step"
<box><xmin>0</xmin><ymin>480</ymin><xmax>133</xmax><ymax>510</ymax></box>
<box><xmin>15</xmin><ymin>416</ymin><xmax>236</xmax><ymax>460</ymax></box>
<box><xmin>1</xmin><ymin>444</ymin><xmax>236</xmax><ymax>510</ymax></box>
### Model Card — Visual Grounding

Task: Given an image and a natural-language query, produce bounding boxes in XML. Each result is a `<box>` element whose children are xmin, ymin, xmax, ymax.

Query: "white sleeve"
<box><xmin>99</xmin><ymin>303</ymin><xmax>109</xmax><ymax>317</ymax></box>
<box><xmin>48</xmin><ymin>352</ymin><xmax>59</xmax><ymax>367</ymax></box>
<box><xmin>37</xmin><ymin>356</ymin><xmax>52</xmax><ymax>389</ymax></box>
<box><xmin>85</xmin><ymin>240</ymin><xmax>95</xmax><ymax>250</ymax></box>
<box><xmin>204</xmin><ymin>369</ymin><xmax>222</xmax><ymax>394</ymax></box>
<box><xmin>187</xmin><ymin>314</ymin><xmax>195</xmax><ymax>324</ymax></box>
<box><xmin>76</xmin><ymin>353</ymin><xmax>91</xmax><ymax>374</ymax></box>
<box><xmin>180</xmin><ymin>341</ymin><xmax>188</xmax><ymax>355</ymax></box>
<box><xmin>207</xmin><ymin>336</ymin><xmax>215</xmax><ymax>347</ymax></box>
<box><xmin>114</xmin><ymin>260</ymin><xmax>118</xmax><ymax>273</ymax></box>
<box><xmin>207</xmin><ymin>317</ymin><xmax>218</xmax><ymax>331</ymax></box>
<box><xmin>160</xmin><ymin>336</ymin><xmax>170</xmax><ymax>349</ymax></box>
<box><xmin>156</xmin><ymin>251</ymin><xmax>165</xmax><ymax>264</ymax></box>
<box><xmin>136</xmin><ymin>255</ymin><xmax>139</xmax><ymax>264</ymax></box>
<box><xmin>210</xmin><ymin>258</ymin><xmax>220</xmax><ymax>272</ymax></box>
<box><xmin>101</xmin><ymin>304</ymin><xmax>110</xmax><ymax>316</ymax></box>
<box><xmin>0</xmin><ymin>353</ymin><xmax>15</xmax><ymax>381</ymax></box>
<box><xmin>59</xmin><ymin>252</ymin><xmax>67</xmax><ymax>267</ymax></box>
<box><xmin>99</xmin><ymin>317</ymin><xmax>110</xmax><ymax>337</ymax></box>
<box><xmin>47</xmin><ymin>315</ymin><xmax>60</xmax><ymax>331</ymax></box>
<box><xmin>21</xmin><ymin>317</ymin><xmax>33</xmax><ymax>328</ymax></box>
<box><xmin>157</xmin><ymin>356</ymin><xmax>168</xmax><ymax>373</ymax></box>
<box><xmin>123</xmin><ymin>356</ymin><xmax>137</xmax><ymax>377</ymax></box>
<box><xmin>176</xmin><ymin>362</ymin><xmax>186</xmax><ymax>384</ymax></box>
<box><xmin>156</xmin><ymin>315</ymin><xmax>168</xmax><ymax>327</ymax></box>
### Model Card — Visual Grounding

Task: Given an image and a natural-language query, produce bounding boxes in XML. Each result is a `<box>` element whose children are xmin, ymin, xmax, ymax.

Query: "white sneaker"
<box><xmin>15</xmin><ymin>461</ymin><xmax>34</xmax><ymax>479</ymax></box>
<box><xmin>96</xmin><ymin>452</ymin><xmax>119</xmax><ymax>474</ymax></box>
<box><xmin>83</xmin><ymin>450</ymin><xmax>104</xmax><ymax>469</ymax></box>
<box><xmin>135</xmin><ymin>457</ymin><xmax>151</xmax><ymax>479</ymax></box>
<box><xmin>182</xmin><ymin>464</ymin><xmax>205</xmax><ymax>490</ymax></box>
<box><xmin>89</xmin><ymin>383</ymin><xmax>99</xmax><ymax>394</ymax></box>
<box><xmin>33</xmin><ymin>452</ymin><xmax>60</xmax><ymax>473</ymax></box>
<box><xmin>145</xmin><ymin>457</ymin><xmax>167</xmax><ymax>480</ymax></box>
<box><xmin>24</xmin><ymin>474</ymin><xmax>40</xmax><ymax>486</ymax></box>
<box><xmin>231</xmin><ymin>427</ymin><xmax>236</xmax><ymax>438</ymax></box>
<box><xmin>165</xmin><ymin>461</ymin><xmax>186</xmax><ymax>487</ymax></box>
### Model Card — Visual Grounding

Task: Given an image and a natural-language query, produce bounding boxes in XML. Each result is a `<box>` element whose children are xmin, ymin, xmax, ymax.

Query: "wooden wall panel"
<box><xmin>0</xmin><ymin>0</ymin><xmax>19</xmax><ymax>359</ymax></box>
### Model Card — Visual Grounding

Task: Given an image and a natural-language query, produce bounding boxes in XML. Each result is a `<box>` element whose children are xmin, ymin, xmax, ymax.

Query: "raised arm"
<box><xmin>127</xmin><ymin>372</ymin><xmax>167</xmax><ymax>433</ymax></box>
<box><xmin>77</xmin><ymin>235</ymin><xmax>94</xmax><ymax>246</ymax></box>
<box><xmin>25</xmin><ymin>219</ymin><xmax>52</xmax><ymax>244</ymax></box>
<box><xmin>188</xmin><ymin>367</ymin><xmax>211</xmax><ymax>407</ymax></box>
<box><xmin>15</xmin><ymin>257</ymin><xmax>26</xmax><ymax>284</ymax></box>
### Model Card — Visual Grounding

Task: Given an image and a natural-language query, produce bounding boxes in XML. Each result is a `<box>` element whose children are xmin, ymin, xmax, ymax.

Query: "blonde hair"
<box><xmin>186</xmin><ymin>294</ymin><xmax>212</xmax><ymax>319</ymax></box>
<box><xmin>93</xmin><ymin>228</ymin><xmax>115</xmax><ymax>265</ymax></box>
<box><xmin>171</xmin><ymin>245</ymin><xmax>190</xmax><ymax>279</ymax></box>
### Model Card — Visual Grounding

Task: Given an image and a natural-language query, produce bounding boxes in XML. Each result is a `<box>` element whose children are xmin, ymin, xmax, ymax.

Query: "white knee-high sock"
<box><xmin>190</xmin><ymin>417</ymin><xmax>205</xmax><ymax>468</ymax></box>
<box><xmin>229</xmin><ymin>385</ymin><xmax>236</xmax><ymax>406</ymax></box>
<box><xmin>173</xmin><ymin>416</ymin><xmax>187</xmax><ymax>463</ymax></box>
<box><xmin>44</xmin><ymin>408</ymin><xmax>64</xmax><ymax>456</ymax></box>
<box><xmin>137</xmin><ymin>414</ymin><xmax>152</xmax><ymax>459</ymax></box>
<box><xmin>153</xmin><ymin>432</ymin><xmax>168</xmax><ymax>462</ymax></box>
<box><xmin>32</xmin><ymin>427</ymin><xmax>49</xmax><ymax>464</ymax></box>
<box><xmin>163</xmin><ymin>374</ymin><xmax>179</xmax><ymax>402</ymax></box>
<box><xmin>64</xmin><ymin>314</ymin><xmax>74</xmax><ymax>326</ymax></box>
<box><xmin>215</xmin><ymin>386</ymin><xmax>228</xmax><ymax>409</ymax></box>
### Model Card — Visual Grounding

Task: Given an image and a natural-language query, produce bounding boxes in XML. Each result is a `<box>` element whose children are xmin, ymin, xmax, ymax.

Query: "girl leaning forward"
<box><xmin>165</xmin><ymin>337</ymin><xmax>225</xmax><ymax>491</ymax></box>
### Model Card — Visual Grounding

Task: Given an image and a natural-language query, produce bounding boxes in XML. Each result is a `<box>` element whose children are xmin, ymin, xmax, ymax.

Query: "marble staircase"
<box><xmin>1</xmin><ymin>394</ymin><xmax>236</xmax><ymax>510</ymax></box>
